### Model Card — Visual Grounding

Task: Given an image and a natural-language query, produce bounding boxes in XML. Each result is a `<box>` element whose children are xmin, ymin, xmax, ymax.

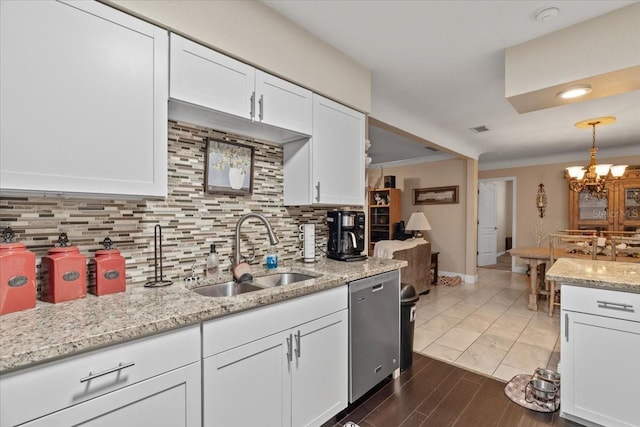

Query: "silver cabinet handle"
<box><xmin>315</xmin><ymin>182</ymin><xmax>321</xmax><ymax>202</ymax></box>
<box><xmin>250</xmin><ymin>91</ymin><xmax>255</xmax><ymax>119</ymax></box>
<box><xmin>294</xmin><ymin>330</ymin><xmax>301</xmax><ymax>358</ymax></box>
<box><xmin>564</xmin><ymin>313</ymin><xmax>569</xmax><ymax>342</ymax></box>
<box><xmin>286</xmin><ymin>334</ymin><xmax>292</xmax><ymax>363</ymax></box>
<box><xmin>597</xmin><ymin>300</ymin><xmax>634</xmax><ymax>312</ymax></box>
<box><xmin>372</xmin><ymin>283</ymin><xmax>384</xmax><ymax>292</ymax></box>
<box><xmin>258</xmin><ymin>94</ymin><xmax>264</xmax><ymax>121</ymax></box>
<box><xmin>80</xmin><ymin>361</ymin><xmax>135</xmax><ymax>383</ymax></box>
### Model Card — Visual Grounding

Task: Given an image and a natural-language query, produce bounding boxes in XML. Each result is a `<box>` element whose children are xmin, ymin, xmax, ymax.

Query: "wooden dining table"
<box><xmin>508</xmin><ymin>246</ymin><xmax>640</xmax><ymax>311</ymax></box>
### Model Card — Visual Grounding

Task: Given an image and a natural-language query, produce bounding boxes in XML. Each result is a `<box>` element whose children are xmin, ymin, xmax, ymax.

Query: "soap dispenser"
<box><xmin>206</xmin><ymin>244</ymin><xmax>219</xmax><ymax>279</ymax></box>
<box><xmin>266</xmin><ymin>244</ymin><xmax>278</xmax><ymax>270</ymax></box>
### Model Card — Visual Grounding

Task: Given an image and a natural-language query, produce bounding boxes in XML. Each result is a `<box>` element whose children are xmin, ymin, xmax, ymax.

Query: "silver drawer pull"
<box><xmin>596</xmin><ymin>300</ymin><xmax>634</xmax><ymax>312</ymax></box>
<box><xmin>372</xmin><ymin>284</ymin><xmax>384</xmax><ymax>292</ymax></box>
<box><xmin>80</xmin><ymin>361</ymin><xmax>135</xmax><ymax>383</ymax></box>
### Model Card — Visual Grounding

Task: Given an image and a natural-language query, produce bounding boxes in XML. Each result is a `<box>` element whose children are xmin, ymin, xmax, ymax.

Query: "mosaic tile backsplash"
<box><xmin>0</xmin><ymin>121</ymin><xmax>345</xmax><ymax>294</ymax></box>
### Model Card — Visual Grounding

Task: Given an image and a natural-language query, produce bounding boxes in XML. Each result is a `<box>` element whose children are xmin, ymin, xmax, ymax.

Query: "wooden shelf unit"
<box><xmin>368</xmin><ymin>188</ymin><xmax>401</xmax><ymax>256</ymax></box>
<box><xmin>568</xmin><ymin>167</ymin><xmax>640</xmax><ymax>233</ymax></box>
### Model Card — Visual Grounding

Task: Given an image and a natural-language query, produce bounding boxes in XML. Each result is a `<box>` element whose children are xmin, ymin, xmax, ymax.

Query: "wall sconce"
<box><xmin>536</xmin><ymin>183</ymin><xmax>547</xmax><ymax>218</ymax></box>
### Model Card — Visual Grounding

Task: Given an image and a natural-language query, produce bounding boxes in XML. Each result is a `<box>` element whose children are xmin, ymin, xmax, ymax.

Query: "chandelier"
<box><xmin>566</xmin><ymin>117</ymin><xmax>627</xmax><ymax>199</ymax></box>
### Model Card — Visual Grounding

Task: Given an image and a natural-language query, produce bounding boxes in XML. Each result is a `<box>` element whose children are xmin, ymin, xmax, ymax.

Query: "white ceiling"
<box><xmin>262</xmin><ymin>0</ymin><xmax>640</xmax><ymax>169</ymax></box>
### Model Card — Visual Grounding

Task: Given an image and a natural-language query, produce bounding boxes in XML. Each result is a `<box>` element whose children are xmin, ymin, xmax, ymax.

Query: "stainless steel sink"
<box><xmin>192</xmin><ymin>272</ymin><xmax>319</xmax><ymax>297</ymax></box>
<box><xmin>192</xmin><ymin>281</ymin><xmax>264</xmax><ymax>298</ymax></box>
<box><xmin>252</xmin><ymin>272</ymin><xmax>317</xmax><ymax>287</ymax></box>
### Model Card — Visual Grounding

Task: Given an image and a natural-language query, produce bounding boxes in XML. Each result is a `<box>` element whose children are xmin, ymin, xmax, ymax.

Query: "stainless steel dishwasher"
<box><xmin>349</xmin><ymin>270</ymin><xmax>400</xmax><ymax>402</ymax></box>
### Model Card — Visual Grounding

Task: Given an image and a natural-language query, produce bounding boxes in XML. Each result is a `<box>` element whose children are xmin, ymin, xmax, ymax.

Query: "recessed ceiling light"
<box><xmin>558</xmin><ymin>85</ymin><xmax>592</xmax><ymax>99</ymax></box>
<box><xmin>535</xmin><ymin>7</ymin><xmax>560</xmax><ymax>23</ymax></box>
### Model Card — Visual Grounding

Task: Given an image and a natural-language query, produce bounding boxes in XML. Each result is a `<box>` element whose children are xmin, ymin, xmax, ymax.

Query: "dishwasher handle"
<box><xmin>371</xmin><ymin>283</ymin><xmax>384</xmax><ymax>292</ymax></box>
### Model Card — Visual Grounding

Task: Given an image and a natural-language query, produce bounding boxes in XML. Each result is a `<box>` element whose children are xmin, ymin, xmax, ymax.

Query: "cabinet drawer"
<box><xmin>0</xmin><ymin>325</ymin><xmax>200</xmax><ymax>427</ymax></box>
<box><xmin>561</xmin><ymin>285</ymin><xmax>640</xmax><ymax>322</ymax></box>
<box><xmin>203</xmin><ymin>286</ymin><xmax>347</xmax><ymax>357</ymax></box>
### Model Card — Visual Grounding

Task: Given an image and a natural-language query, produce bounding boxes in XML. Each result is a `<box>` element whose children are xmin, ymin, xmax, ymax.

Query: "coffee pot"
<box><xmin>327</xmin><ymin>211</ymin><xmax>367</xmax><ymax>261</ymax></box>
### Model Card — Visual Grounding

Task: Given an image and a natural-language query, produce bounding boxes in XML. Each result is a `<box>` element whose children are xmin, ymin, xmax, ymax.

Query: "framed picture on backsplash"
<box><xmin>205</xmin><ymin>138</ymin><xmax>254</xmax><ymax>195</ymax></box>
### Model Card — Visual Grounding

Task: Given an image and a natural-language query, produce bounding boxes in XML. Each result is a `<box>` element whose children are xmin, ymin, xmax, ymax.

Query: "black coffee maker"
<box><xmin>327</xmin><ymin>211</ymin><xmax>367</xmax><ymax>261</ymax></box>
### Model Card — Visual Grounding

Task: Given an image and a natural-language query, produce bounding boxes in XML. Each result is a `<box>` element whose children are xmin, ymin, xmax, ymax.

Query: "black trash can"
<box><xmin>400</xmin><ymin>283</ymin><xmax>420</xmax><ymax>371</ymax></box>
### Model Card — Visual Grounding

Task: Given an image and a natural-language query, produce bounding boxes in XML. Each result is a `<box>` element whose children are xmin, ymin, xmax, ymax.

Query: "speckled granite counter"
<box><xmin>0</xmin><ymin>258</ymin><xmax>406</xmax><ymax>373</ymax></box>
<box><xmin>546</xmin><ymin>258</ymin><xmax>640</xmax><ymax>293</ymax></box>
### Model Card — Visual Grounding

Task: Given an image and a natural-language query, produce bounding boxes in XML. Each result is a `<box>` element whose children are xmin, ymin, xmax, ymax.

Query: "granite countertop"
<box><xmin>546</xmin><ymin>258</ymin><xmax>640</xmax><ymax>293</ymax></box>
<box><xmin>0</xmin><ymin>258</ymin><xmax>405</xmax><ymax>373</ymax></box>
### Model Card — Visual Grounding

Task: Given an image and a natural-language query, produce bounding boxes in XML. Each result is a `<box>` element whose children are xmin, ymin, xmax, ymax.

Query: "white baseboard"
<box><xmin>513</xmin><ymin>266</ymin><xmax>527</xmax><ymax>274</ymax></box>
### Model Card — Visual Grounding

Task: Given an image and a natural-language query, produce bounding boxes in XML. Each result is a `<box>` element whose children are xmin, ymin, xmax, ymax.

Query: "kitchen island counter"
<box><xmin>0</xmin><ymin>258</ymin><xmax>406</xmax><ymax>372</ymax></box>
<box><xmin>546</xmin><ymin>257</ymin><xmax>640</xmax><ymax>293</ymax></box>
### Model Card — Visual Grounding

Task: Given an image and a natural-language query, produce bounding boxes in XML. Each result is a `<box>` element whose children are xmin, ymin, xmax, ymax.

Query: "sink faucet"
<box><xmin>234</xmin><ymin>213</ymin><xmax>279</xmax><ymax>269</ymax></box>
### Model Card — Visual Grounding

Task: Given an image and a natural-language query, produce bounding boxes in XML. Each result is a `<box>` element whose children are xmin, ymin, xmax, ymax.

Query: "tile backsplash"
<box><xmin>0</xmin><ymin>121</ymin><xmax>344</xmax><ymax>293</ymax></box>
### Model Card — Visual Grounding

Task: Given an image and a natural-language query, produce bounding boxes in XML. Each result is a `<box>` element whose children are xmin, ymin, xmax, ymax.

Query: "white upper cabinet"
<box><xmin>169</xmin><ymin>34</ymin><xmax>312</xmax><ymax>143</ymax></box>
<box><xmin>0</xmin><ymin>0</ymin><xmax>168</xmax><ymax>198</ymax></box>
<box><xmin>255</xmin><ymin>70</ymin><xmax>313</xmax><ymax>136</ymax></box>
<box><xmin>170</xmin><ymin>34</ymin><xmax>255</xmax><ymax>121</ymax></box>
<box><xmin>284</xmin><ymin>94</ymin><xmax>365</xmax><ymax>206</ymax></box>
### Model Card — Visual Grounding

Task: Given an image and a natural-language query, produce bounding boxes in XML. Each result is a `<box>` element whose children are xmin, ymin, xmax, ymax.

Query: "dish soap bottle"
<box><xmin>206</xmin><ymin>244</ymin><xmax>219</xmax><ymax>278</ymax></box>
<box><xmin>266</xmin><ymin>244</ymin><xmax>278</xmax><ymax>270</ymax></box>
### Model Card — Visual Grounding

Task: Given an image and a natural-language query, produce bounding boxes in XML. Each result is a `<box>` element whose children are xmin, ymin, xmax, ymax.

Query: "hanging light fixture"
<box><xmin>566</xmin><ymin>117</ymin><xmax>627</xmax><ymax>199</ymax></box>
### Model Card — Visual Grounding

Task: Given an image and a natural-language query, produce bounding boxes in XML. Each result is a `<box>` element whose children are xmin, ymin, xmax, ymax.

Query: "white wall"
<box><xmin>106</xmin><ymin>0</ymin><xmax>371</xmax><ymax>113</ymax></box>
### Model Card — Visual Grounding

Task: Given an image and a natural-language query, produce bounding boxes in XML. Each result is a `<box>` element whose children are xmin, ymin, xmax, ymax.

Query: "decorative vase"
<box><xmin>228</xmin><ymin>167</ymin><xmax>245</xmax><ymax>190</ymax></box>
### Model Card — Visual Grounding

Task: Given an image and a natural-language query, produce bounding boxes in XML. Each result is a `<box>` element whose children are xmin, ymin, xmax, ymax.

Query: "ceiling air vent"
<box><xmin>469</xmin><ymin>125</ymin><xmax>490</xmax><ymax>133</ymax></box>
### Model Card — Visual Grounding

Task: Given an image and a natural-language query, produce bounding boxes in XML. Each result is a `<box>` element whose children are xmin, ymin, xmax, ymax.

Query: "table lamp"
<box><xmin>405</xmin><ymin>212</ymin><xmax>431</xmax><ymax>238</ymax></box>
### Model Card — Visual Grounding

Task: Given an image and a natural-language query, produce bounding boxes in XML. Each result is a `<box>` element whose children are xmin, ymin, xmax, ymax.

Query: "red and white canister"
<box><xmin>89</xmin><ymin>237</ymin><xmax>125</xmax><ymax>296</ymax></box>
<box><xmin>0</xmin><ymin>227</ymin><xmax>36</xmax><ymax>315</ymax></box>
<box><xmin>41</xmin><ymin>233</ymin><xmax>86</xmax><ymax>303</ymax></box>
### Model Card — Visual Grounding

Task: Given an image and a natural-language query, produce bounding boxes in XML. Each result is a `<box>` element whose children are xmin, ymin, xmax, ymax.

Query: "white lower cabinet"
<box><xmin>21</xmin><ymin>362</ymin><xmax>200</xmax><ymax>427</ymax></box>
<box><xmin>203</xmin><ymin>286</ymin><xmax>348</xmax><ymax>427</ymax></box>
<box><xmin>0</xmin><ymin>325</ymin><xmax>201</xmax><ymax>427</ymax></box>
<box><xmin>561</xmin><ymin>285</ymin><xmax>640</xmax><ymax>427</ymax></box>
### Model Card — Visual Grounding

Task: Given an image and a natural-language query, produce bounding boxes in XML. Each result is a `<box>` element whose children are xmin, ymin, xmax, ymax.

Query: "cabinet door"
<box><xmin>170</xmin><ymin>34</ymin><xmax>254</xmax><ymax>121</ymax></box>
<box><xmin>255</xmin><ymin>70</ymin><xmax>312</xmax><ymax>136</ymax></box>
<box><xmin>291</xmin><ymin>310</ymin><xmax>348</xmax><ymax>427</ymax></box>
<box><xmin>617</xmin><ymin>179</ymin><xmax>640</xmax><ymax>231</ymax></box>
<box><xmin>22</xmin><ymin>362</ymin><xmax>201</xmax><ymax>427</ymax></box>
<box><xmin>561</xmin><ymin>311</ymin><xmax>640</xmax><ymax>427</ymax></box>
<box><xmin>0</xmin><ymin>0</ymin><xmax>168</xmax><ymax>197</ymax></box>
<box><xmin>312</xmin><ymin>95</ymin><xmax>365</xmax><ymax>206</ymax></box>
<box><xmin>203</xmin><ymin>332</ymin><xmax>291</xmax><ymax>427</ymax></box>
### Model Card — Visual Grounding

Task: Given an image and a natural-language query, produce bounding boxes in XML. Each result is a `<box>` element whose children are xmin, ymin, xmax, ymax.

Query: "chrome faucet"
<box><xmin>234</xmin><ymin>213</ymin><xmax>279</xmax><ymax>269</ymax></box>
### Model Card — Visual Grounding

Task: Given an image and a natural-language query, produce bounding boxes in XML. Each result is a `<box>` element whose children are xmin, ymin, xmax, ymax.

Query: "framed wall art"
<box><xmin>414</xmin><ymin>186</ymin><xmax>459</xmax><ymax>205</ymax></box>
<box><xmin>205</xmin><ymin>138</ymin><xmax>254</xmax><ymax>195</ymax></box>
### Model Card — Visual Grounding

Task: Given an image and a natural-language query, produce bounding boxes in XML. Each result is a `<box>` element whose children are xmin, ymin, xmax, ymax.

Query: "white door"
<box><xmin>255</xmin><ymin>70</ymin><xmax>313</xmax><ymax>136</ymax></box>
<box><xmin>478</xmin><ymin>182</ymin><xmax>498</xmax><ymax>266</ymax></box>
<box><xmin>562</xmin><ymin>311</ymin><xmax>640</xmax><ymax>427</ymax></box>
<box><xmin>170</xmin><ymin>34</ymin><xmax>255</xmax><ymax>120</ymax></box>
<box><xmin>22</xmin><ymin>363</ymin><xmax>201</xmax><ymax>427</ymax></box>
<box><xmin>291</xmin><ymin>310</ymin><xmax>348</xmax><ymax>427</ymax></box>
<box><xmin>203</xmin><ymin>332</ymin><xmax>291</xmax><ymax>427</ymax></box>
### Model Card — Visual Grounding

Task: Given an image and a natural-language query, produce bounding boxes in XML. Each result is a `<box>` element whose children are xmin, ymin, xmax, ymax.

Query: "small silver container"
<box><xmin>535</xmin><ymin>368</ymin><xmax>561</xmax><ymax>385</ymax></box>
<box><xmin>528</xmin><ymin>379</ymin><xmax>558</xmax><ymax>401</ymax></box>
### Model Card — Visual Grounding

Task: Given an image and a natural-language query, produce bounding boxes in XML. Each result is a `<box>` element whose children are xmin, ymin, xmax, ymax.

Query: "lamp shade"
<box><xmin>405</xmin><ymin>212</ymin><xmax>432</xmax><ymax>232</ymax></box>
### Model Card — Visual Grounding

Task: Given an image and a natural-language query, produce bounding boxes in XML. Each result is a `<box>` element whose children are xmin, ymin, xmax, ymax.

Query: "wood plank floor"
<box><xmin>324</xmin><ymin>353</ymin><xmax>582</xmax><ymax>427</ymax></box>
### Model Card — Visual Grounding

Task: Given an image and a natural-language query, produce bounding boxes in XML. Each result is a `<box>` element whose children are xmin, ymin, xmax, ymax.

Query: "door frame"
<box><xmin>478</xmin><ymin>176</ymin><xmax>517</xmax><ymax>271</ymax></box>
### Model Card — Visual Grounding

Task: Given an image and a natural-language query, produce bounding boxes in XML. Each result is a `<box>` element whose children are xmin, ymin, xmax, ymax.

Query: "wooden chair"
<box><xmin>547</xmin><ymin>232</ymin><xmax>598</xmax><ymax>316</ymax></box>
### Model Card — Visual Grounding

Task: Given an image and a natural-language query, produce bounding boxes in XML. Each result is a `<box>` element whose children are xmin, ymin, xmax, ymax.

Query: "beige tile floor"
<box><xmin>414</xmin><ymin>268</ymin><xmax>561</xmax><ymax>382</ymax></box>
